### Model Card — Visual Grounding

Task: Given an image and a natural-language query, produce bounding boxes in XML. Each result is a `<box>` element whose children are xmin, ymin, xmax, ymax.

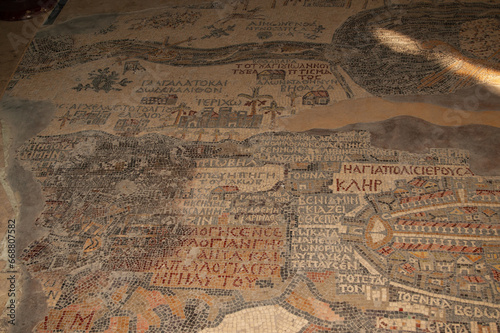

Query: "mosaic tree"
<box><xmin>238</xmin><ymin>87</ymin><xmax>273</xmax><ymax>116</ymax></box>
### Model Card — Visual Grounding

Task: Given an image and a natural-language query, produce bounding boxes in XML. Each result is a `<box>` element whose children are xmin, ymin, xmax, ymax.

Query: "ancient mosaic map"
<box><xmin>1</xmin><ymin>0</ymin><xmax>500</xmax><ymax>332</ymax></box>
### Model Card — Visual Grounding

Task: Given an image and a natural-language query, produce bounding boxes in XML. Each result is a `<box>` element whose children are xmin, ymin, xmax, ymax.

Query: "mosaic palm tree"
<box><xmin>262</xmin><ymin>100</ymin><xmax>285</xmax><ymax>129</ymax></box>
<box><xmin>196</xmin><ymin>128</ymin><xmax>206</xmax><ymax>141</ymax></box>
<box><xmin>238</xmin><ymin>87</ymin><xmax>273</xmax><ymax>116</ymax></box>
<box><xmin>212</xmin><ymin>129</ymin><xmax>221</xmax><ymax>142</ymax></box>
<box><xmin>171</xmin><ymin>103</ymin><xmax>191</xmax><ymax>126</ymax></box>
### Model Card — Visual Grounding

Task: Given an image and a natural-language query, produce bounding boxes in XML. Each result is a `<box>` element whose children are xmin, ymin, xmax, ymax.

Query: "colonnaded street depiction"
<box><xmin>0</xmin><ymin>0</ymin><xmax>500</xmax><ymax>332</ymax></box>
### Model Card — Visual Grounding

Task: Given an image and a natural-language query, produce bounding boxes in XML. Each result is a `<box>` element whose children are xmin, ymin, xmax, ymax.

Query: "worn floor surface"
<box><xmin>1</xmin><ymin>0</ymin><xmax>500</xmax><ymax>332</ymax></box>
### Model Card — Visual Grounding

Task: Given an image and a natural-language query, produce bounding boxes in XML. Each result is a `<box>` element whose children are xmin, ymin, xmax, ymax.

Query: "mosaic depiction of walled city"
<box><xmin>2</xmin><ymin>0</ymin><xmax>500</xmax><ymax>332</ymax></box>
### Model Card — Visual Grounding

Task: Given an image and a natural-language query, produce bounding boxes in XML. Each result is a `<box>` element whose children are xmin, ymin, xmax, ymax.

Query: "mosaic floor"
<box><xmin>1</xmin><ymin>0</ymin><xmax>500</xmax><ymax>332</ymax></box>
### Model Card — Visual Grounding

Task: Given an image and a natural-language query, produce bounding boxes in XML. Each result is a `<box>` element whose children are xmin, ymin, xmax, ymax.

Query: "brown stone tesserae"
<box><xmin>0</xmin><ymin>0</ymin><xmax>500</xmax><ymax>332</ymax></box>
